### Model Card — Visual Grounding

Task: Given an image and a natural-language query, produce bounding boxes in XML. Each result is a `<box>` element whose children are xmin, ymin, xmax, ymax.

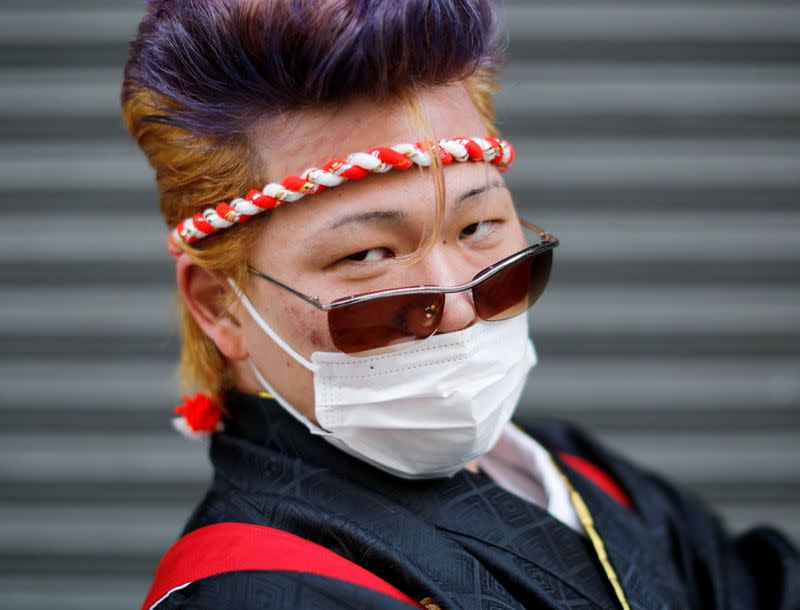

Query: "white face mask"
<box><xmin>231</xmin><ymin>280</ymin><xmax>537</xmax><ymax>479</ymax></box>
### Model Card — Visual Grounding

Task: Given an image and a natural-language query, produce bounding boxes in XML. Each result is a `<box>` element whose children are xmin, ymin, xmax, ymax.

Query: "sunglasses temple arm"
<box><xmin>248</xmin><ymin>267</ymin><xmax>327</xmax><ymax>310</ymax></box>
<box><xmin>519</xmin><ymin>217</ymin><xmax>552</xmax><ymax>240</ymax></box>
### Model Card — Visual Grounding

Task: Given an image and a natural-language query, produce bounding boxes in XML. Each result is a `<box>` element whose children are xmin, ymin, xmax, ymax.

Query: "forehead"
<box><xmin>244</xmin><ymin>82</ymin><xmax>506</xmax><ymax>259</ymax></box>
<box><xmin>250</xmin><ymin>82</ymin><xmax>488</xmax><ymax>182</ymax></box>
<box><xmin>248</xmin><ymin>149</ymin><xmax>504</xmax><ymax>259</ymax></box>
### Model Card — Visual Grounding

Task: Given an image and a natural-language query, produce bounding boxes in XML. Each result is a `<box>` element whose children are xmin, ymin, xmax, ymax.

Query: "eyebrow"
<box><xmin>454</xmin><ymin>179</ymin><xmax>507</xmax><ymax>208</ymax></box>
<box><xmin>320</xmin><ymin>210</ymin><xmax>409</xmax><ymax>233</ymax></box>
<box><xmin>318</xmin><ymin>179</ymin><xmax>508</xmax><ymax>234</ymax></box>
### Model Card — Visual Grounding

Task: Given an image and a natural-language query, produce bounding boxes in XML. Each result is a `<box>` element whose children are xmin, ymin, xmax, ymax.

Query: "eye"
<box><xmin>345</xmin><ymin>247</ymin><xmax>394</xmax><ymax>263</ymax></box>
<box><xmin>460</xmin><ymin>220</ymin><xmax>496</xmax><ymax>239</ymax></box>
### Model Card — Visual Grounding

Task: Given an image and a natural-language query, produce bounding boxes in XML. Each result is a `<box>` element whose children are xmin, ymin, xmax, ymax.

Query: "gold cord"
<box><xmin>550</xmin><ymin>454</ymin><xmax>632</xmax><ymax>610</ymax></box>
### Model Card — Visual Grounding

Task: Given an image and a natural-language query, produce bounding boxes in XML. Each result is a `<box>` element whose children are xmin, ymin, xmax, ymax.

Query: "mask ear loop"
<box><xmin>226</xmin><ymin>277</ymin><xmax>317</xmax><ymax>372</ymax></box>
<box><xmin>226</xmin><ymin>277</ymin><xmax>331</xmax><ymax>435</ymax></box>
<box><xmin>245</xmin><ymin>357</ymin><xmax>331</xmax><ymax>436</ymax></box>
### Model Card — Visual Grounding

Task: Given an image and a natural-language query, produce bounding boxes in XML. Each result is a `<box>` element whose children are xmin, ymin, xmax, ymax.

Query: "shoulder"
<box><xmin>143</xmin><ymin>522</ymin><xmax>423</xmax><ymax>610</ymax></box>
<box><xmin>519</xmin><ymin>418</ymin><xmax>800</xmax><ymax>608</ymax></box>
<box><xmin>153</xmin><ymin>570</ymin><xmax>420</xmax><ymax>610</ymax></box>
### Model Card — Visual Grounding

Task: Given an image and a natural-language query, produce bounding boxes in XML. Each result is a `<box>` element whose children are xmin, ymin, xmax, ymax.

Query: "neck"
<box><xmin>464</xmin><ymin>460</ymin><xmax>481</xmax><ymax>474</ymax></box>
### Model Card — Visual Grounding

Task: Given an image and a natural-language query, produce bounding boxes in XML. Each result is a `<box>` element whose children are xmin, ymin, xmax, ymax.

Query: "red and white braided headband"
<box><xmin>168</xmin><ymin>136</ymin><xmax>515</xmax><ymax>253</ymax></box>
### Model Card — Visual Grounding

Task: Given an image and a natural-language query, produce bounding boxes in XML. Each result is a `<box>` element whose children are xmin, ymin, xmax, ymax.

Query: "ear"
<box><xmin>175</xmin><ymin>254</ymin><xmax>248</xmax><ymax>360</ymax></box>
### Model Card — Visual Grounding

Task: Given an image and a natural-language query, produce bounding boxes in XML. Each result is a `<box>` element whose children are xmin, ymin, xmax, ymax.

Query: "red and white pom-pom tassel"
<box><xmin>172</xmin><ymin>393</ymin><xmax>224</xmax><ymax>440</ymax></box>
<box><xmin>168</xmin><ymin>136</ymin><xmax>515</xmax><ymax>252</ymax></box>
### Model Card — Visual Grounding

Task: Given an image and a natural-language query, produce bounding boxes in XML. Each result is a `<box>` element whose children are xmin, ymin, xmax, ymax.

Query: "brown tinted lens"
<box><xmin>328</xmin><ymin>292</ymin><xmax>445</xmax><ymax>354</ymax></box>
<box><xmin>473</xmin><ymin>248</ymin><xmax>553</xmax><ymax>321</ymax></box>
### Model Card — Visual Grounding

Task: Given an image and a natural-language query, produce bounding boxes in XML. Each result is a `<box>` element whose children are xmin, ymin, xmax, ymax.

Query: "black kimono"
<box><xmin>149</xmin><ymin>391</ymin><xmax>800</xmax><ymax>609</ymax></box>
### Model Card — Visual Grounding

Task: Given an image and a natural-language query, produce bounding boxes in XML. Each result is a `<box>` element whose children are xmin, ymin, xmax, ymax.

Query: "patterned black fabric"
<box><xmin>155</xmin><ymin>392</ymin><xmax>800</xmax><ymax>609</ymax></box>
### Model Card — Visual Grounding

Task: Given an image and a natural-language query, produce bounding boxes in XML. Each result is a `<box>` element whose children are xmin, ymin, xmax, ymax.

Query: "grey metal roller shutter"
<box><xmin>1</xmin><ymin>1</ymin><xmax>798</xmax><ymax>608</ymax></box>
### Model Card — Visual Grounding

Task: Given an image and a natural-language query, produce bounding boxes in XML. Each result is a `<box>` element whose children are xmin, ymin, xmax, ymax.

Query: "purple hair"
<box><xmin>123</xmin><ymin>0</ymin><xmax>507</xmax><ymax>137</ymax></box>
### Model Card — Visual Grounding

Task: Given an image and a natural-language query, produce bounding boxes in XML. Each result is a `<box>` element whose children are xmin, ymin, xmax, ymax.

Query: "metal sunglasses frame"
<box><xmin>247</xmin><ymin>218</ymin><xmax>559</xmax><ymax>311</ymax></box>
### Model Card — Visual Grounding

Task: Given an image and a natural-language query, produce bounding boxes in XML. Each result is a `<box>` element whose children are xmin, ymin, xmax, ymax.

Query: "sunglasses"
<box><xmin>248</xmin><ymin>219</ymin><xmax>558</xmax><ymax>355</ymax></box>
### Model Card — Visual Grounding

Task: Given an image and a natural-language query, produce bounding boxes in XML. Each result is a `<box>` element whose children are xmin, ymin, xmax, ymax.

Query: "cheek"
<box><xmin>284</xmin><ymin>302</ymin><xmax>329</xmax><ymax>350</ymax></box>
<box><xmin>308</xmin><ymin>328</ymin><xmax>326</xmax><ymax>349</ymax></box>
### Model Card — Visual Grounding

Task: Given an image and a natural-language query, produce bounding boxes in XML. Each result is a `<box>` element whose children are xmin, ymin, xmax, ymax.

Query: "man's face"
<box><xmin>227</xmin><ymin>82</ymin><xmax>526</xmax><ymax>422</ymax></box>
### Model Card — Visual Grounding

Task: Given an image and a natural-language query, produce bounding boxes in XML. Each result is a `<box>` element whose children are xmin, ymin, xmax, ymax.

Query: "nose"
<box><xmin>418</xmin><ymin>251</ymin><xmax>478</xmax><ymax>335</ymax></box>
<box><xmin>437</xmin><ymin>291</ymin><xmax>478</xmax><ymax>334</ymax></box>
